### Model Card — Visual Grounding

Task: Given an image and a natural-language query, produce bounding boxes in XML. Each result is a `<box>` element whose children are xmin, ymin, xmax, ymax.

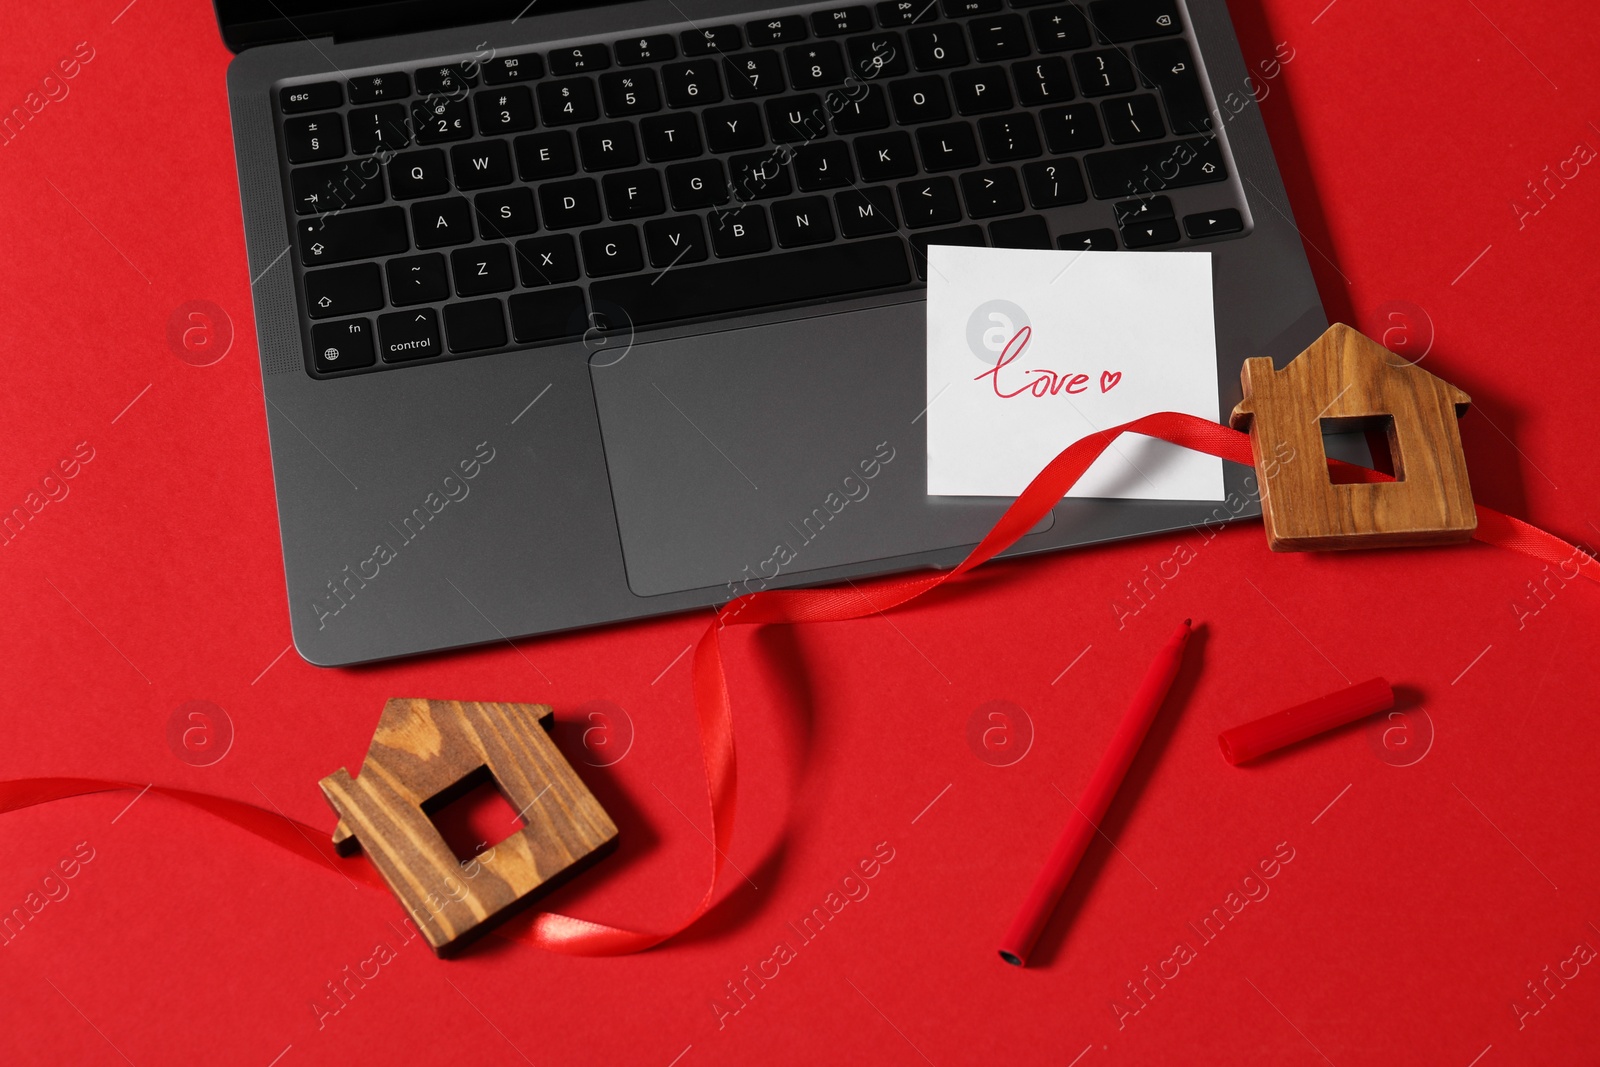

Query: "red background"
<box><xmin>3</xmin><ymin>1</ymin><xmax>1598</xmax><ymax>1064</ymax></box>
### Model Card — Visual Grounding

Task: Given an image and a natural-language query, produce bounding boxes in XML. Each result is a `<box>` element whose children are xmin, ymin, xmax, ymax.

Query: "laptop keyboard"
<box><xmin>277</xmin><ymin>0</ymin><xmax>1246</xmax><ymax>377</ymax></box>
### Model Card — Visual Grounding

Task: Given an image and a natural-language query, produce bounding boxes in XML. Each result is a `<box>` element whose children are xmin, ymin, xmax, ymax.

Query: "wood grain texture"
<box><xmin>1229</xmin><ymin>323</ymin><xmax>1476</xmax><ymax>551</ymax></box>
<box><xmin>319</xmin><ymin>699</ymin><xmax>617</xmax><ymax>955</ymax></box>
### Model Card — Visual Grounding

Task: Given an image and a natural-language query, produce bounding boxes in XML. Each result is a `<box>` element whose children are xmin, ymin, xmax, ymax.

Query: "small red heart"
<box><xmin>1100</xmin><ymin>370</ymin><xmax>1122</xmax><ymax>393</ymax></box>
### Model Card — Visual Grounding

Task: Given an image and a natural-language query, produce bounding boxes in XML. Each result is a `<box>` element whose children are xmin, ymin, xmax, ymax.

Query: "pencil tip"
<box><xmin>1184</xmin><ymin>618</ymin><xmax>1192</xmax><ymax>627</ymax></box>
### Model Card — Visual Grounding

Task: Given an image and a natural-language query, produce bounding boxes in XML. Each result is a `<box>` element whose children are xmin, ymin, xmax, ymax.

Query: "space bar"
<box><xmin>589</xmin><ymin>238</ymin><xmax>911</xmax><ymax>327</ymax></box>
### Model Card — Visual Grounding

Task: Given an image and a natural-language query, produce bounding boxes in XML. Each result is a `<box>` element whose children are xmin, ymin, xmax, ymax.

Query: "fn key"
<box><xmin>310</xmin><ymin>318</ymin><xmax>376</xmax><ymax>373</ymax></box>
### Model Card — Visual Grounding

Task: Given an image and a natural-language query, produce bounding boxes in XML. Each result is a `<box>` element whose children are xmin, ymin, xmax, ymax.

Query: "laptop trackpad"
<box><xmin>589</xmin><ymin>301</ymin><xmax>1052</xmax><ymax>598</ymax></box>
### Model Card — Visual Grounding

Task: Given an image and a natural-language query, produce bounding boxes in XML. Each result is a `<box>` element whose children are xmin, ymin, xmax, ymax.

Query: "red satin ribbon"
<box><xmin>4</xmin><ymin>413</ymin><xmax>1595</xmax><ymax>954</ymax></box>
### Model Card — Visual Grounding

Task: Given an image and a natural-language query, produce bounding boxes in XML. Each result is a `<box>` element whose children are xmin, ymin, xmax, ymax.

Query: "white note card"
<box><xmin>926</xmin><ymin>245</ymin><xmax>1224</xmax><ymax>501</ymax></box>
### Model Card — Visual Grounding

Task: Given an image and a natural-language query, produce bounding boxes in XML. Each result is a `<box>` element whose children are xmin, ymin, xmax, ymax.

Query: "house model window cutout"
<box><xmin>320</xmin><ymin>698</ymin><xmax>617</xmax><ymax>955</ymax></box>
<box><xmin>1229</xmin><ymin>324</ymin><xmax>1476</xmax><ymax>551</ymax></box>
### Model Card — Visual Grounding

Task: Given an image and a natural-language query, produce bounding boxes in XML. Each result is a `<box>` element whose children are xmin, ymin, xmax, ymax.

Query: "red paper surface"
<box><xmin>4</xmin><ymin>1</ymin><xmax>1599</xmax><ymax>1064</ymax></box>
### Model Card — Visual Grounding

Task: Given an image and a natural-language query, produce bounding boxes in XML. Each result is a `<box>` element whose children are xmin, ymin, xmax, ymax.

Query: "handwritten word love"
<box><xmin>973</xmin><ymin>327</ymin><xmax>1122</xmax><ymax>399</ymax></box>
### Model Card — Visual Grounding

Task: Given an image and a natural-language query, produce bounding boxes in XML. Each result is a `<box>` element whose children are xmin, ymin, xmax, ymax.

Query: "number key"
<box><xmin>600</xmin><ymin>70</ymin><xmax>662</xmax><ymax>116</ymax></box>
<box><xmin>410</xmin><ymin>97</ymin><xmax>472</xmax><ymax>143</ymax></box>
<box><xmin>908</xmin><ymin>25</ymin><xmax>968</xmax><ymax>70</ymax></box>
<box><xmin>473</xmin><ymin>86</ymin><xmax>537</xmax><ymax>134</ymax></box>
<box><xmin>724</xmin><ymin>51</ymin><xmax>786</xmax><ymax>98</ymax></box>
<box><xmin>538</xmin><ymin>78</ymin><xmax>600</xmax><ymax>125</ymax></box>
<box><xmin>784</xmin><ymin>42</ymin><xmax>847</xmax><ymax>88</ymax></box>
<box><xmin>662</xmin><ymin>60</ymin><xmax>725</xmax><ymax>106</ymax></box>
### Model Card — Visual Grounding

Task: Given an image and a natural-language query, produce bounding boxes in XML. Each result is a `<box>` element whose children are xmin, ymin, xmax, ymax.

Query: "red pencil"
<box><xmin>999</xmin><ymin>618</ymin><xmax>1194</xmax><ymax>967</ymax></box>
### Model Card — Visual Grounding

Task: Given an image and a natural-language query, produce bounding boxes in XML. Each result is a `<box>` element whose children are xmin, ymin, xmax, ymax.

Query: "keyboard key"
<box><xmin>483</xmin><ymin>53</ymin><xmax>543</xmax><ymax>84</ymax></box>
<box><xmin>876</xmin><ymin>0</ymin><xmax>937</xmax><ymax>26</ymax></box>
<box><xmin>1074</xmin><ymin>49</ymin><xmax>1136</xmax><ymax>95</ymax></box>
<box><xmin>989</xmin><ymin>215</ymin><xmax>1050</xmax><ymax>248</ymax></box>
<box><xmin>514</xmin><ymin>131</ymin><xmax>578</xmax><ymax>180</ymax></box>
<box><xmin>978</xmin><ymin>112</ymin><xmax>1041</xmax><ymax>160</ymax></box>
<box><xmin>812</xmin><ymin>6</ymin><xmax>873</xmax><ymax>36</ymax></box>
<box><xmin>298</xmin><ymin>207</ymin><xmax>408</xmax><ymax>265</ymax></box>
<box><xmin>1021</xmin><ymin>158</ymin><xmax>1087</xmax><ymax>206</ymax></box>
<box><xmin>1112</xmin><ymin>195</ymin><xmax>1172</xmax><ymax>225</ymax></box>
<box><xmin>282</xmin><ymin>82</ymin><xmax>341</xmax><ymax>113</ymax></box>
<box><xmin>785</xmin><ymin>42</ymin><xmax>848</xmax><ymax>89</ymax></box>
<box><xmin>600</xmin><ymin>70</ymin><xmax>662</xmax><ymax>116</ymax></box>
<box><xmin>1029</xmin><ymin>6</ymin><xmax>1090</xmax><ymax>52</ymax></box>
<box><xmin>917</xmin><ymin>122</ymin><xmax>979</xmax><ymax>170</ymax></box>
<box><xmin>709</xmin><ymin>203</ymin><xmax>773</xmax><ymax>256</ymax></box>
<box><xmin>1059</xmin><ymin>227</ymin><xmax>1117</xmax><ymax>249</ymax></box>
<box><xmin>682</xmin><ymin>25</ymin><xmax>742</xmax><ymax>55</ymax></box>
<box><xmin>602</xmin><ymin>170</ymin><xmax>666</xmax><ymax>218</ymax></box>
<box><xmin>516</xmin><ymin>235</ymin><xmax>581</xmax><ymax>285</ymax></box>
<box><xmin>378</xmin><ymin>308</ymin><xmax>444</xmax><ymax>362</ymax></box>
<box><xmin>768</xmin><ymin>94</ymin><xmax>828</xmax><ymax>141</ymax></box>
<box><xmin>961</xmin><ymin>167</ymin><xmax>1023</xmax><ymax>217</ymax></box>
<box><xmin>284</xmin><ymin>114</ymin><xmax>345</xmax><ymax>163</ymax></box>
<box><xmin>899</xmin><ymin>176</ymin><xmax>961</xmax><ymax>227</ymax></box>
<box><xmin>1102</xmin><ymin>94</ymin><xmax>1164</xmax><ymax>143</ymax></box>
<box><xmin>908</xmin><ymin>24</ymin><xmax>968</xmax><ymax>69</ymax></box>
<box><xmin>835</xmin><ymin>186</ymin><xmax>898</xmax><ymax>236</ymax></box>
<box><xmin>290</xmin><ymin>160</ymin><xmax>385</xmax><ymax>215</ymax></box>
<box><xmin>794</xmin><ymin>140</ymin><xmax>855</xmax><ymax>189</ymax></box>
<box><xmin>943</xmin><ymin>0</ymin><xmax>1003</xmax><ymax>16</ymax></box>
<box><xmin>644</xmin><ymin>215</ymin><xmax>710</xmax><ymax>267</ymax></box>
<box><xmin>387</xmin><ymin>148</ymin><xmax>450</xmax><ymax>199</ymax></box>
<box><xmin>772</xmin><ymin>196</ymin><xmax>836</xmax><ymax>247</ymax></box>
<box><xmin>450</xmin><ymin>140</ymin><xmax>513</xmax><ymax>188</ymax></box>
<box><xmin>415</xmin><ymin>63</ymin><xmax>477</xmax><ymax>96</ymax></box>
<box><xmin>451</xmin><ymin>244</ymin><xmax>515</xmax><ymax>295</ymax></box>
<box><xmin>539</xmin><ymin>178</ymin><xmax>603</xmax><ymax>228</ymax></box>
<box><xmin>704</xmin><ymin>103</ymin><xmax>767</xmax><ymax>151</ymax></box>
<box><xmin>347</xmin><ymin>73</ymin><xmax>410</xmax><ymax>103</ymax></box>
<box><xmin>1087</xmin><ymin>0</ymin><xmax>1182</xmax><ymax>42</ymax></box>
<box><xmin>1119</xmin><ymin>217</ymin><xmax>1181</xmax><ymax>247</ymax></box>
<box><xmin>305</xmin><ymin>262</ymin><xmax>383</xmax><ymax>319</ymax></box>
<box><xmin>590</xmin><ymin>236</ymin><xmax>910</xmax><ymax>324</ymax></box>
<box><xmin>412</xmin><ymin>97</ymin><xmax>472</xmax><ymax>143</ymax></box>
<box><xmin>856</xmin><ymin>131</ymin><xmax>917</xmax><ymax>180</ymax></box>
<box><xmin>1183</xmin><ymin>208</ymin><xmax>1244</xmax><ymax>238</ymax></box>
<box><xmin>1012</xmin><ymin>57</ymin><xmax>1074</xmax><ymax>106</ymax></box>
<box><xmin>724</xmin><ymin>51</ymin><xmax>787</xmax><ymax>98</ymax></box>
<box><xmin>832</xmin><ymin>86</ymin><xmax>891</xmax><ymax>132</ymax></box>
<box><xmin>508</xmin><ymin>287</ymin><xmax>587</xmax><ymax>343</ymax></box>
<box><xmin>386</xmin><ymin>253</ymin><xmax>450</xmax><ymax>305</ymax></box>
<box><xmin>890</xmin><ymin>76</ymin><xmax>951</xmax><ymax>123</ymax></box>
<box><xmin>311</xmin><ymin>318</ymin><xmax>376</xmax><ymax>372</ymax></box>
<box><xmin>548</xmin><ymin>44</ymin><xmax>611</xmax><ymax>75</ymax></box>
<box><xmin>847</xmin><ymin>33</ymin><xmax>908</xmax><ymax>78</ymax></box>
<box><xmin>1039</xmin><ymin>103</ymin><xmax>1104</xmax><ymax>152</ymax></box>
<box><xmin>969</xmin><ymin>15</ymin><xmax>1030</xmax><ymax>61</ymax></box>
<box><xmin>1084</xmin><ymin>136</ymin><xmax>1227</xmax><ymax>198</ymax></box>
<box><xmin>578</xmin><ymin>122</ymin><xmax>640</xmax><ymax>170</ymax></box>
<box><xmin>728</xmin><ymin>152</ymin><xmax>791</xmax><ymax>199</ymax></box>
<box><xmin>641</xmin><ymin>113</ymin><xmax>703</xmax><ymax>160</ymax></box>
<box><xmin>1132</xmin><ymin>39</ymin><xmax>1212</xmax><ymax>133</ymax></box>
<box><xmin>348</xmin><ymin>104</ymin><xmax>410</xmax><ymax>154</ymax></box>
<box><xmin>538</xmin><ymin>79</ymin><xmax>599</xmax><ymax>125</ymax></box>
<box><xmin>411</xmin><ymin>197</ymin><xmax>475</xmax><ymax>248</ymax></box>
<box><xmin>444</xmin><ymin>299</ymin><xmax>507</xmax><ymax>352</ymax></box>
<box><xmin>667</xmin><ymin>159</ymin><xmax>730</xmax><ymax>209</ymax></box>
<box><xmin>616</xmin><ymin>35</ymin><xmax>676</xmax><ymax>66</ymax></box>
<box><xmin>475</xmin><ymin>187</ymin><xmax>539</xmax><ymax>239</ymax></box>
<box><xmin>663</xmin><ymin>60</ymin><xmax>725</xmax><ymax>106</ymax></box>
<box><xmin>952</xmin><ymin>66</ymin><xmax>1013</xmax><ymax>114</ymax></box>
<box><xmin>908</xmin><ymin>225</ymin><xmax>984</xmax><ymax>278</ymax></box>
<box><xmin>580</xmin><ymin>225</ymin><xmax>645</xmax><ymax>275</ymax></box>
<box><xmin>748</xmin><ymin>15</ymin><xmax>809</xmax><ymax>45</ymax></box>
<box><xmin>473</xmin><ymin>87</ymin><xmax>537</xmax><ymax>134</ymax></box>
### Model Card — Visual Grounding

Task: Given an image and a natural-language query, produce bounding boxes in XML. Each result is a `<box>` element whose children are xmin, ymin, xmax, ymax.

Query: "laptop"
<box><xmin>218</xmin><ymin>0</ymin><xmax>1333</xmax><ymax>666</ymax></box>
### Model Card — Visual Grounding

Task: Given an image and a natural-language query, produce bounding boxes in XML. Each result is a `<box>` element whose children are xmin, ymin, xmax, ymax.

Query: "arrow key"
<box><xmin>305</xmin><ymin>262</ymin><xmax>383</xmax><ymax>319</ymax></box>
<box><xmin>378</xmin><ymin>308</ymin><xmax>444</xmax><ymax>363</ymax></box>
<box><xmin>1119</xmin><ymin>216</ymin><xmax>1181</xmax><ymax>247</ymax></box>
